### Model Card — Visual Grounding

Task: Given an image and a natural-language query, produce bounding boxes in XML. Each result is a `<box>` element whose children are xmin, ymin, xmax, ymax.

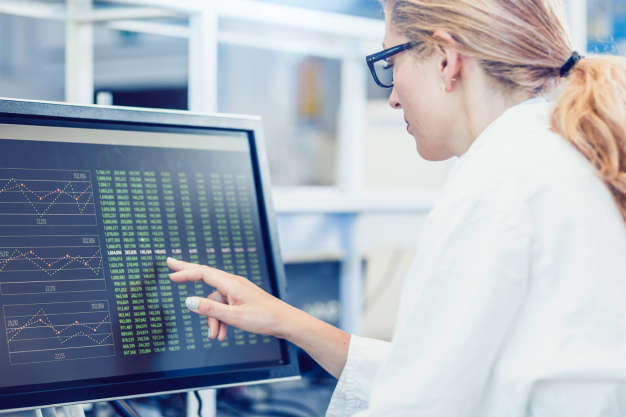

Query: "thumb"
<box><xmin>185</xmin><ymin>296</ymin><xmax>231</xmax><ymax>322</ymax></box>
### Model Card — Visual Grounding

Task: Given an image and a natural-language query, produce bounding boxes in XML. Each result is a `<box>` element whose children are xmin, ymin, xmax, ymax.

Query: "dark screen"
<box><xmin>0</xmin><ymin>122</ymin><xmax>284</xmax><ymax>391</ymax></box>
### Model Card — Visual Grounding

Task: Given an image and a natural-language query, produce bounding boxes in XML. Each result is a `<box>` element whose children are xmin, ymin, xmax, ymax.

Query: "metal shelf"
<box><xmin>273</xmin><ymin>186</ymin><xmax>437</xmax><ymax>214</ymax></box>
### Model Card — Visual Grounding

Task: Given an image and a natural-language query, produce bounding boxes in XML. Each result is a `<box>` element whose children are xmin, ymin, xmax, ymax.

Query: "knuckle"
<box><xmin>229</xmin><ymin>306</ymin><xmax>242</xmax><ymax>321</ymax></box>
<box><xmin>198</xmin><ymin>300</ymin><xmax>214</xmax><ymax>315</ymax></box>
<box><xmin>202</xmin><ymin>268</ymin><xmax>214</xmax><ymax>281</ymax></box>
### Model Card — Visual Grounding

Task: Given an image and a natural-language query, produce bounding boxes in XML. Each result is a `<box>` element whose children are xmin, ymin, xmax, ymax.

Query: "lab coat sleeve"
<box><xmin>325</xmin><ymin>334</ymin><xmax>391</xmax><ymax>417</ymax></box>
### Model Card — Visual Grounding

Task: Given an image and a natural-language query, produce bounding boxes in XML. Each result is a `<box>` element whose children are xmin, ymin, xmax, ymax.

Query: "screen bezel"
<box><xmin>0</xmin><ymin>98</ymin><xmax>300</xmax><ymax>413</ymax></box>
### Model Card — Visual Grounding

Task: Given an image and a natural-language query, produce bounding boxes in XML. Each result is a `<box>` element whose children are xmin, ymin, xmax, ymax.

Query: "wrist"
<box><xmin>273</xmin><ymin>301</ymin><xmax>311</xmax><ymax>343</ymax></box>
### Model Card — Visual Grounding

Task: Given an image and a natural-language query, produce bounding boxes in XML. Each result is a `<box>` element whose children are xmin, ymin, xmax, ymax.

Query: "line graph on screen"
<box><xmin>0</xmin><ymin>168</ymin><xmax>96</xmax><ymax>226</ymax></box>
<box><xmin>3</xmin><ymin>301</ymin><xmax>115</xmax><ymax>365</ymax></box>
<box><xmin>0</xmin><ymin>235</ymin><xmax>106</xmax><ymax>295</ymax></box>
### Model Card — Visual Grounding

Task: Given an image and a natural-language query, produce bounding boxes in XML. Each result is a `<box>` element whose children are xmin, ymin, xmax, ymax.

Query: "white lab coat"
<box><xmin>326</xmin><ymin>97</ymin><xmax>626</xmax><ymax>417</ymax></box>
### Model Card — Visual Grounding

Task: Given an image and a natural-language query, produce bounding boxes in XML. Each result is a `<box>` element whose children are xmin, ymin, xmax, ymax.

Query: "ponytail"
<box><xmin>550</xmin><ymin>55</ymin><xmax>626</xmax><ymax>223</ymax></box>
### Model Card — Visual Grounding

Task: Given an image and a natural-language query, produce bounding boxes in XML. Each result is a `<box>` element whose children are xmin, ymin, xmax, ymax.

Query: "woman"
<box><xmin>168</xmin><ymin>1</ymin><xmax>626</xmax><ymax>416</ymax></box>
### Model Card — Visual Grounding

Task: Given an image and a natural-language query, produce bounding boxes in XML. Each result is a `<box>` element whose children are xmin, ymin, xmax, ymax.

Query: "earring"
<box><xmin>442</xmin><ymin>78</ymin><xmax>457</xmax><ymax>92</ymax></box>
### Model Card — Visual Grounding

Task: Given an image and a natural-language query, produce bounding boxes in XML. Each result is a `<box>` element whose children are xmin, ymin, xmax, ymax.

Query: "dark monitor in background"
<box><xmin>0</xmin><ymin>98</ymin><xmax>299</xmax><ymax>413</ymax></box>
<box><xmin>95</xmin><ymin>88</ymin><xmax>188</xmax><ymax>111</ymax></box>
<box><xmin>284</xmin><ymin>261</ymin><xmax>341</xmax><ymax>328</ymax></box>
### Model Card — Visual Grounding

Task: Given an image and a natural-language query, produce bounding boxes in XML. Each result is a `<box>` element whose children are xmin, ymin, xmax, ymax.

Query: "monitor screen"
<box><xmin>0</xmin><ymin>99</ymin><xmax>298</xmax><ymax>412</ymax></box>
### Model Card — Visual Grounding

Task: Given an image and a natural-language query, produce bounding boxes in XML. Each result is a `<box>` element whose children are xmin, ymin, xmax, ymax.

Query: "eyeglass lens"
<box><xmin>372</xmin><ymin>59</ymin><xmax>393</xmax><ymax>87</ymax></box>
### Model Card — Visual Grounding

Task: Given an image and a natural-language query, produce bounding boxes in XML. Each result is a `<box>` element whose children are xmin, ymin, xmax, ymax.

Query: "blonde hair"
<box><xmin>383</xmin><ymin>0</ymin><xmax>626</xmax><ymax>223</ymax></box>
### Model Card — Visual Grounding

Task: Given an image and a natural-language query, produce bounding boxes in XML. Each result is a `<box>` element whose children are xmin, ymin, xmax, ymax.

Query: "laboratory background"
<box><xmin>0</xmin><ymin>0</ymin><xmax>624</xmax><ymax>416</ymax></box>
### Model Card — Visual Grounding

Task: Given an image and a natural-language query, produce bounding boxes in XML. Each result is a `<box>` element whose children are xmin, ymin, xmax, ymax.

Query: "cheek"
<box><xmin>397</xmin><ymin>69</ymin><xmax>436</xmax><ymax>117</ymax></box>
<box><xmin>404</xmin><ymin>92</ymin><xmax>456</xmax><ymax>160</ymax></box>
<box><xmin>404</xmin><ymin>86</ymin><xmax>447</xmax><ymax>133</ymax></box>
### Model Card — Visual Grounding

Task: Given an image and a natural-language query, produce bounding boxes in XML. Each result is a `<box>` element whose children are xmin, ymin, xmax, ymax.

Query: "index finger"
<box><xmin>167</xmin><ymin>257</ymin><xmax>202</xmax><ymax>272</ymax></box>
<box><xmin>168</xmin><ymin>258</ymin><xmax>233</xmax><ymax>293</ymax></box>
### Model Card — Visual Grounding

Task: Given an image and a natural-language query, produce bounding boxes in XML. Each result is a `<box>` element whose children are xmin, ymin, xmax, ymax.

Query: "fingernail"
<box><xmin>185</xmin><ymin>296</ymin><xmax>200</xmax><ymax>312</ymax></box>
<box><xmin>167</xmin><ymin>257</ymin><xmax>177</xmax><ymax>263</ymax></box>
<box><xmin>208</xmin><ymin>327</ymin><xmax>212</xmax><ymax>338</ymax></box>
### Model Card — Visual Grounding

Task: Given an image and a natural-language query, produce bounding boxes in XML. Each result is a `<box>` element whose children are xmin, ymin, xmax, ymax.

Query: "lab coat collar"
<box><xmin>461</xmin><ymin>95</ymin><xmax>549</xmax><ymax>160</ymax></box>
<box><xmin>443</xmin><ymin>95</ymin><xmax>550</xmax><ymax>191</ymax></box>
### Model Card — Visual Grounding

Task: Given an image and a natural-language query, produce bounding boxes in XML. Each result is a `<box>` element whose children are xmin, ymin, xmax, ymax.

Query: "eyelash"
<box><xmin>383</xmin><ymin>60</ymin><xmax>394</xmax><ymax>70</ymax></box>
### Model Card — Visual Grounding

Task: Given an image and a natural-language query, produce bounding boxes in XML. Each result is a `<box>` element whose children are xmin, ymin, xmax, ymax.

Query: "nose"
<box><xmin>388</xmin><ymin>86</ymin><xmax>401</xmax><ymax>110</ymax></box>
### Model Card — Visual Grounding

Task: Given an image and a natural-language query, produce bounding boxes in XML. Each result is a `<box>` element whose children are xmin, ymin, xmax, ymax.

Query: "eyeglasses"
<box><xmin>366</xmin><ymin>41</ymin><xmax>419</xmax><ymax>88</ymax></box>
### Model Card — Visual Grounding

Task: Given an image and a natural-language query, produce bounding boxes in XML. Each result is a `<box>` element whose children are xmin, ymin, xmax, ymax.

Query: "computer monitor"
<box><xmin>0</xmin><ymin>98</ymin><xmax>299</xmax><ymax>412</ymax></box>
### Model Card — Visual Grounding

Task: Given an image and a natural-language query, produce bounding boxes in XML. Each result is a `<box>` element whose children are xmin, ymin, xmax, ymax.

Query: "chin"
<box><xmin>414</xmin><ymin>140</ymin><xmax>452</xmax><ymax>161</ymax></box>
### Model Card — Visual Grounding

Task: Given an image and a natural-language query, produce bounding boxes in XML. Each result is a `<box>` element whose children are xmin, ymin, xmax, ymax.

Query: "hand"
<box><xmin>167</xmin><ymin>257</ymin><xmax>291</xmax><ymax>341</ymax></box>
<box><xmin>168</xmin><ymin>257</ymin><xmax>351</xmax><ymax>378</ymax></box>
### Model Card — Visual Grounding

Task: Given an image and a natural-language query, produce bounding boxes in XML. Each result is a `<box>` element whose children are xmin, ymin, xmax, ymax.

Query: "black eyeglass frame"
<box><xmin>366</xmin><ymin>41</ymin><xmax>419</xmax><ymax>88</ymax></box>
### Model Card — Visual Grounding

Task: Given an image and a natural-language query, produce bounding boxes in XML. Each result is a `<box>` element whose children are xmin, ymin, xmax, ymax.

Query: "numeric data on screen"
<box><xmin>95</xmin><ymin>169</ymin><xmax>271</xmax><ymax>357</ymax></box>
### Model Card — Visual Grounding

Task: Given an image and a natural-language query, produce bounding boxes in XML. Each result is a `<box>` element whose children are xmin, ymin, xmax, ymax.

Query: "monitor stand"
<box><xmin>29</xmin><ymin>392</ymin><xmax>217</xmax><ymax>417</ymax></box>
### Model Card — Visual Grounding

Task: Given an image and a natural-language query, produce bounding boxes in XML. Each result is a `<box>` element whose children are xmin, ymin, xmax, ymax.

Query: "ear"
<box><xmin>432</xmin><ymin>30</ymin><xmax>462</xmax><ymax>92</ymax></box>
